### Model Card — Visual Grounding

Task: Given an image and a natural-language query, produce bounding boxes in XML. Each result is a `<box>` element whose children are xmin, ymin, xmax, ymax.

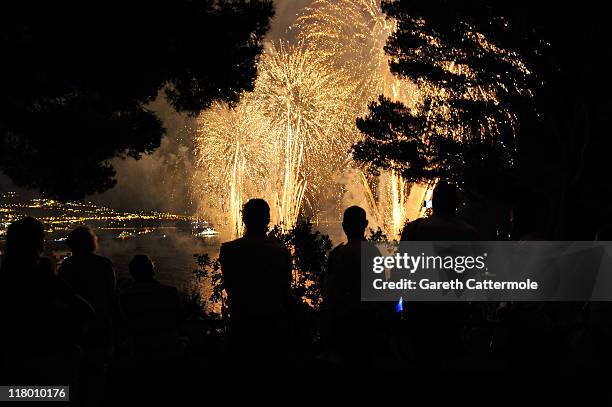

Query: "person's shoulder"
<box><xmin>92</xmin><ymin>254</ymin><xmax>113</xmax><ymax>267</ymax></box>
<box><xmin>119</xmin><ymin>281</ymin><xmax>138</xmax><ymax>296</ymax></box>
<box><xmin>221</xmin><ymin>237</ymin><xmax>245</xmax><ymax>251</ymax></box>
<box><xmin>262</xmin><ymin>236</ymin><xmax>290</xmax><ymax>256</ymax></box>
<box><xmin>265</xmin><ymin>236</ymin><xmax>286</xmax><ymax>248</ymax></box>
<box><xmin>405</xmin><ymin>218</ymin><xmax>423</xmax><ymax>227</ymax></box>
<box><xmin>57</xmin><ymin>256</ymin><xmax>75</xmax><ymax>272</ymax></box>
<box><xmin>400</xmin><ymin>218</ymin><xmax>425</xmax><ymax>240</ymax></box>
<box><xmin>122</xmin><ymin>280</ymin><xmax>175</xmax><ymax>295</ymax></box>
<box><xmin>451</xmin><ymin>218</ymin><xmax>480</xmax><ymax>235</ymax></box>
<box><xmin>149</xmin><ymin>280</ymin><xmax>178</xmax><ymax>294</ymax></box>
<box><xmin>329</xmin><ymin>243</ymin><xmax>348</xmax><ymax>256</ymax></box>
<box><xmin>38</xmin><ymin>257</ymin><xmax>55</xmax><ymax>276</ymax></box>
<box><xmin>361</xmin><ymin>240</ymin><xmax>382</xmax><ymax>255</ymax></box>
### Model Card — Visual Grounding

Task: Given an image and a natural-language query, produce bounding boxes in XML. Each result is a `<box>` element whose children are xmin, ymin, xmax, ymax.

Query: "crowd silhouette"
<box><xmin>1</xmin><ymin>184</ymin><xmax>612</xmax><ymax>402</ymax></box>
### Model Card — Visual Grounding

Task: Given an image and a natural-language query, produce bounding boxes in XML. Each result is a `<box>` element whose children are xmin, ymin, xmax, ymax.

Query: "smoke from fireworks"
<box><xmin>193</xmin><ymin>96</ymin><xmax>272</xmax><ymax>237</ymax></box>
<box><xmin>192</xmin><ymin>0</ymin><xmax>523</xmax><ymax>239</ymax></box>
<box><xmin>294</xmin><ymin>0</ymin><xmax>424</xmax><ymax>237</ymax></box>
<box><xmin>193</xmin><ymin>40</ymin><xmax>354</xmax><ymax>237</ymax></box>
<box><xmin>255</xmin><ymin>41</ymin><xmax>354</xmax><ymax>225</ymax></box>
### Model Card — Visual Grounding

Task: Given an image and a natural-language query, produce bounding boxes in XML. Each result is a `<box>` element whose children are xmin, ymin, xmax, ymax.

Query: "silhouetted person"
<box><xmin>219</xmin><ymin>199</ymin><xmax>291</xmax><ymax>363</ymax></box>
<box><xmin>119</xmin><ymin>255</ymin><xmax>183</xmax><ymax>356</ymax></box>
<box><xmin>0</xmin><ymin>217</ymin><xmax>94</xmax><ymax>385</ymax></box>
<box><xmin>400</xmin><ymin>181</ymin><xmax>479</xmax><ymax>241</ymax></box>
<box><xmin>323</xmin><ymin>206</ymin><xmax>369</xmax><ymax>311</ymax></box>
<box><xmin>399</xmin><ymin>183</ymin><xmax>478</xmax><ymax>369</ymax></box>
<box><xmin>505</xmin><ymin>193</ymin><xmax>564</xmax><ymax>373</ymax></box>
<box><xmin>59</xmin><ymin>227</ymin><xmax>116</xmax><ymax>347</ymax></box>
<box><xmin>321</xmin><ymin>206</ymin><xmax>384</xmax><ymax>366</ymax></box>
<box><xmin>58</xmin><ymin>226</ymin><xmax>116</xmax><ymax>405</ymax></box>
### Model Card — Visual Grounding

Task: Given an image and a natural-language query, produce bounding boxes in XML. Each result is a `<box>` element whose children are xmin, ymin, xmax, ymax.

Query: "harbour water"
<box><xmin>0</xmin><ymin>192</ymin><xmax>346</xmax><ymax>298</ymax></box>
<box><xmin>0</xmin><ymin>192</ymin><xmax>219</xmax><ymax>296</ymax></box>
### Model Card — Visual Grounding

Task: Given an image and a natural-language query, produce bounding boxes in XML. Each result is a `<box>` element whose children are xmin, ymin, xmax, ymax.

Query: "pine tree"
<box><xmin>353</xmin><ymin>0</ymin><xmax>540</xmax><ymax>192</ymax></box>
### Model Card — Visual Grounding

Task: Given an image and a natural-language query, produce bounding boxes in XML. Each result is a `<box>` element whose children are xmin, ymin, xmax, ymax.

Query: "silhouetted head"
<box><xmin>342</xmin><ymin>206</ymin><xmax>368</xmax><ymax>241</ymax></box>
<box><xmin>5</xmin><ymin>217</ymin><xmax>45</xmax><ymax>263</ymax></box>
<box><xmin>432</xmin><ymin>181</ymin><xmax>458</xmax><ymax>216</ymax></box>
<box><xmin>129</xmin><ymin>254</ymin><xmax>155</xmax><ymax>282</ymax></box>
<box><xmin>67</xmin><ymin>226</ymin><xmax>98</xmax><ymax>255</ymax></box>
<box><xmin>242</xmin><ymin>199</ymin><xmax>270</xmax><ymax>235</ymax></box>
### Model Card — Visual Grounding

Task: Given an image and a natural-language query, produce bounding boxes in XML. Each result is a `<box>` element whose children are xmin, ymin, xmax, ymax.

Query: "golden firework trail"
<box><xmin>192</xmin><ymin>0</ymin><xmax>529</xmax><ymax>239</ymax></box>
<box><xmin>255</xmin><ymin>41</ymin><xmax>354</xmax><ymax>231</ymax></box>
<box><xmin>275</xmin><ymin>106</ymin><xmax>307</xmax><ymax>232</ymax></box>
<box><xmin>193</xmin><ymin>40</ymin><xmax>354</xmax><ymax>236</ymax></box>
<box><xmin>294</xmin><ymin>0</ymin><xmax>419</xmax><ymax>236</ymax></box>
<box><xmin>193</xmin><ymin>96</ymin><xmax>272</xmax><ymax>238</ymax></box>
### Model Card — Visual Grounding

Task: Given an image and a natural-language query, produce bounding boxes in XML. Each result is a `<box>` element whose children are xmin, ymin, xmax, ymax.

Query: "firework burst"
<box><xmin>193</xmin><ymin>40</ymin><xmax>354</xmax><ymax>235</ymax></box>
<box><xmin>193</xmin><ymin>96</ymin><xmax>272</xmax><ymax>238</ymax></box>
<box><xmin>191</xmin><ymin>0</ymin><xmax>527</xmax><ymax>240</ymax></box>
<box><xmin>293</xmin><ymin>0</ymin><xmax>419</xmax><ymax>235</ymax></box>
<box><xmin>256</xmin><ymin>41</ymin><xmax>355</xmax><ymax>210</ymax></box>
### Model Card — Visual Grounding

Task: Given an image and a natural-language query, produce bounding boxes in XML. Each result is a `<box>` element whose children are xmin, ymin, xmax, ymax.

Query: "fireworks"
<box><xmin>193</xmin><ymin>96</ymin><xmax>272</xmax><ymax>237</ymax></box>
<box><xmin>358</xmin><ymin>170</ymin><xmax>433</xmax><ymax>239</ymax></box>
<box><xmin>193</xmin><ymin>41</ymin><xmax>354</xmax><ymax>237</ymax></box>
<box><xmin>192</xmin><ymin>0</ymin><xmax>525</xmax><ymax>240</ymax></box>
<box><xmin>193</xmin><ymin>0</ymin><xmax>420</xmax><ymax>238</ymax></box>
<box><xmin>294</xmin><ymin>0</ymin><xmax>412</xmax><ymax>107</ymax></box>
<box><xmin>256</xmin><ymin>41</ymin><xmax>354</xmax><ymax>228</ymax></box>
<box><xmin>294</xmin><ymin>0</ymin><xmax>420</xmax><ymax>235</ymax></box>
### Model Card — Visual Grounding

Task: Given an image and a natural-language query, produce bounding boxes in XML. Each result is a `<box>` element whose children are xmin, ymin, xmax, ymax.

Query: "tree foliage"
<box><xmin>0</xmin><ymin>1</ymin><xmax>274</xmax><ymax>199</ymax></box>
<box><xmin>193</xmin><ymin>219</ymin><xmax>332</xmax><ymax>317</ymax></box>
<box><xmin>269</xmin><ymin>220</ymin><xmax>332</xmax><ymax>309</ymax></box>
<box><xmin>353</xmin><ymin>0</ymin><xmax>540</xmax><ymax>191</ymax></box>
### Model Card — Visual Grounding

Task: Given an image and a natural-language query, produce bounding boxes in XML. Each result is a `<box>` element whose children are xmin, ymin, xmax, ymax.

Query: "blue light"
<box><xmin>395</xmin><ymin>296</ymin><xmax>403</xmax><ymax>313</ymax></box>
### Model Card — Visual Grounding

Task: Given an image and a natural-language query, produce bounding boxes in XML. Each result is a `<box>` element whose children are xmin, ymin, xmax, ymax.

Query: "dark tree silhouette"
<box><xmin>505</xmin><ymin>3</ymin><xmax>612</xmax><ymax>239</ymax></box>
<box><xmin>353</xmin><ymin>1</ymin><xmax>612</xmax><ymax>239</ymax></box>
<box><xmin>352</xmin><ymin>0</ymin><xmax>540</xmax><ymax>194</ymax></box>
<box><xmin>0</xmin><ymin>1</ymin><xmax>274</xmax><ymax>199</ymax></box>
